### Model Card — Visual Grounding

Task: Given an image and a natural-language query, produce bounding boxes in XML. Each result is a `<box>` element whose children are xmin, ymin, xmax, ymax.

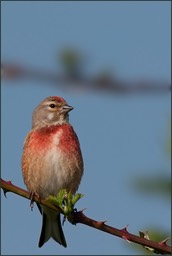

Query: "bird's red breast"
<box><xmin>22</xmin><ymin>123</ymin><xmax>83</xmax><ymax>198</ymax></box>
<box><xmin>26</xmin><ymin>124</ymin><xmax>81</xmax><ymax>153</ymax></box>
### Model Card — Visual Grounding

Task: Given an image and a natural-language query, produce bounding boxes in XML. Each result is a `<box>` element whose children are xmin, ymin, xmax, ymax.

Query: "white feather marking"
<box><xmin>47</xmin><ymin>112</ymin><xmax>54</xmax><ymax>120</ymax></box>
<box><xmin>41</xmin><ymin>148</ymin><xmax>69</xmax><ymax>197</ymax></box>
<box><xmin>52</xmin><ymin>129</ymin><xmax>62</xmax><ymax>145</ymax></box>
<box><xmin>38</xmin><ymin>129</ymin><xmax>68</xmax><ymax>197</ymax></box>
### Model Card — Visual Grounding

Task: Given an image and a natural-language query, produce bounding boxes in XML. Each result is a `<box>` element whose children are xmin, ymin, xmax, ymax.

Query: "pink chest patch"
<box><xmin>58</xmin><ymin>124</ymin><xmax>80</xmax><ymax>154</ymax></box>
<box><xmin>29</xmin><ymin>124</ymin><xmax>80</xmax><ymax>155</ymax></box>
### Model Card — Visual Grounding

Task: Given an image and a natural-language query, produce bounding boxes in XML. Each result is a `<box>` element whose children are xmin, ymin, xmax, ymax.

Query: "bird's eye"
<box><xmin>49</xmin><ymin>104</ymin><xmax>56</xmax><ymax>108</ymax></box>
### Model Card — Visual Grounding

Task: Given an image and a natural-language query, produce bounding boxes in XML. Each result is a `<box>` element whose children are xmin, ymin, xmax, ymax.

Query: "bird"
<box><xmin>21</xmin><ymin>96</ymin><xmax>83</xmax><ymax>248</ymax></box>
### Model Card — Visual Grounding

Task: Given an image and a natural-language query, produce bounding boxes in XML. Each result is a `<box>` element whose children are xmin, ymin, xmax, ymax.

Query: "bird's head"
<box><xmin>32</xmin><ymin>96</ymin><xmax>73</xmax><ymax>129</ymax></box>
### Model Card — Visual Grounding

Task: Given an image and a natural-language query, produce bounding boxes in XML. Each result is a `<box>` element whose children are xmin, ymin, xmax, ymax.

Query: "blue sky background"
<box><xmin>1</xmin><ymin>1</ymin><xmax>171</xmax><ymax>255</ymax></box>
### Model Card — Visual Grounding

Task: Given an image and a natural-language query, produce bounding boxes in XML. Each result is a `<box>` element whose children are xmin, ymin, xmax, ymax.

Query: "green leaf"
<box><xmin>46</xmin><ymin>189</ymin><xmax>84</xmax><ymax>216</ymax></box>
<box><xmin>72</xmin><ymin>193</ymin><xmax>84</xmax><ymax>205</ymax></box>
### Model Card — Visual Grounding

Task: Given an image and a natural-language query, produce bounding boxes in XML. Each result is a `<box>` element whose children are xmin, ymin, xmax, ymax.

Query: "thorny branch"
<box><xmin>1</xmin><ymin>63</ymin><xmax>171</xmax><ymax>93</ymax></box>
<box><xmin>1</xmin><ymin>178</ymin><xmax>171</xmax><ymax>254</ymax></box>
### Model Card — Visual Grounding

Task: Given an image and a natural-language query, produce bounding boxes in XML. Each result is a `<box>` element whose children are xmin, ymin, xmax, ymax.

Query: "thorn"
<box><xmin>121</xmin><ymin>225</ymin><xmax>130</xmax><ymax>242</ymax></box>
<box><xmin>2</xmin><ymin>188</ymin><xmax>9</xmax><ymax>198</ymax></box>
<box><xmin>97</xmin><ymin>221</ymin><xmax>106</xmax><ymax>227</ymax></box>
<box><xmin>121</xmin><ymin>224</ymin><xmax>129</xmax><ymax>233</ymax></box>
<box><xmin>99</xmin><ymin>220</ymin><xmax>108</xmax><ymax>225</ymax></box>
<box><xmin>7</xmin><ymin>180</ymin><xmax>12</xmax><ymax>185</ymax></box>
<box><xmin>81</xmin><ymin>208</ymin><xmax>87</xmax><ymax>213</ymax></box>
<box><xmin>122</xmin><ymin>235</ymin><xmax>131</xmax><ymax>243</ymax></box>
<box><xmin>159</xmin><ymin>237</ymin><xmax>171</xmax><ymax>246</ymax></box>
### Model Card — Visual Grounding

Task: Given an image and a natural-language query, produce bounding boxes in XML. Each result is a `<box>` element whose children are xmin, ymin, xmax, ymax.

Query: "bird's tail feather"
<box><xmin>38</xmin><ymin>207</ymin><xmax>67</xmax><ymax>248</ymax></box>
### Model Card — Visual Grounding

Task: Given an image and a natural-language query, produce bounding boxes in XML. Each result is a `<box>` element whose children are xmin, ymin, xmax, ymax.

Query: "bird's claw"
<box><xmin>73</xmin><ymin>208</ymin><xmax>77</xmax><ymax>213</ymax></box>
<box><xmin>29</xmin><ymin>192</ymin><xmax>35</xmax><ymax>211</ymax></box>
<box><xmin>62</xmin><ymin>216</ymin><xmax>66</xmax><ymax>226</ymax></box>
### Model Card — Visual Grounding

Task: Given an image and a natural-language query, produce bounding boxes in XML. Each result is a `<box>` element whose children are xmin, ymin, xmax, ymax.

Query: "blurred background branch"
<box><xmin>1</xmin><ymin>49</ymin><xmax>171</xmax><ymax>94</ymax></box>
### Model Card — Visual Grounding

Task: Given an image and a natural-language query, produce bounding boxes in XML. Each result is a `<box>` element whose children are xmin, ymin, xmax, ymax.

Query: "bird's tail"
<box><xmin>38</xmin><ymin>206</ymin><xmax>67</xmax><ymax>248</ymax></box>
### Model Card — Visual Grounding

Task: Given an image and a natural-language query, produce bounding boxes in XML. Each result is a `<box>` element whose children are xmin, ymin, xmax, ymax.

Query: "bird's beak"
<box><xmin>61</xmin><ymin>105</ymin><xmax>74</xmax><ymax>114</ymax></box>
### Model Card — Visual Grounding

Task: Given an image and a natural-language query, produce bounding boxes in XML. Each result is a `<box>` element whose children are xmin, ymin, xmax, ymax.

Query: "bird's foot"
<box><xmin>67</xmin><ymin>208</ymin><xmax>78</xmax><ymax>225</ymax></box>
<box><xmin>73</xmin><ymin>208</ymin><xmax>77</xmax><ymax>213</ymax></box>
<box><xmin>29</xmin><ymin>192</ymin><xmax>35</xmax><ymax>211</ymax></box>
<box><xmin>62</xmin><ymin>215</ymin><xmax>66</xmax><ymax>226</ymax></box>
<box><xmin>29</xmin><ymin>191</ymin><xmax>40</xmax><ymax>211</ymax></box>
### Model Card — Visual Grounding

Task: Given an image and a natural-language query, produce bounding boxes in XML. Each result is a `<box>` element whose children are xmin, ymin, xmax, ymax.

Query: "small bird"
<box><xmin>22</xmin><ymin>96</ymin><xmax>83</xmax><ymax>248</ymax></box>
